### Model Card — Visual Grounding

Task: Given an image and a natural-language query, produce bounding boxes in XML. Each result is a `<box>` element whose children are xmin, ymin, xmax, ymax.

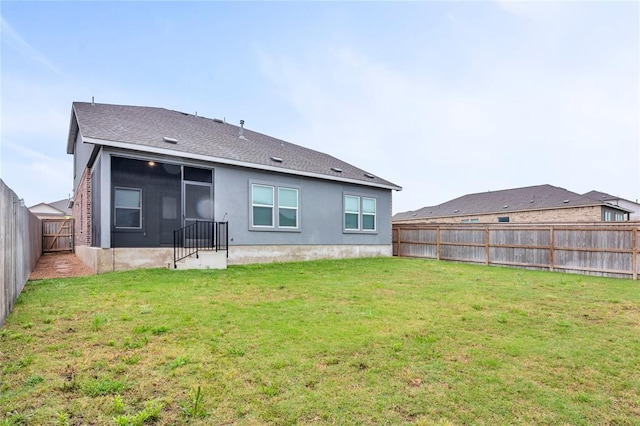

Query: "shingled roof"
<box><xmin>67</xmin><ymin>102</ymin><xmax>400</xmax><ymax>191</ymax></box>
<box><xmin>393</xmin><ymin>184</ymin><xmax>630</xmax><ymax>221</ymax></box>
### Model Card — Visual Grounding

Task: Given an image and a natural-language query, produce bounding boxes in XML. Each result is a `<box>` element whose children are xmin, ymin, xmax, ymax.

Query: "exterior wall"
<box><xmin>73</xmin><ymin>132</ymin><xmax>94</xmax><ymax>193</ymax></box>
<box><xmin>72</xmin><ymin>168</ymin><xmax>92</xmax><ymax>247</ymax></box>
<box><xmin>228</xmin><ymin>244</ymin><xmax>391</xmax><ymax>265</ymax></box>
<box><xmin>616</xmin><ymin>199</ymin><xmax>640</xmax><ymax>220</ymax></box>
<box><xmin>214</xmin><ymin>164</ymin><xmax>393</xmax><ymax>247</ymax></box>
<box><xmin>396</xmin><ymin>205</ymin><xmax>605</xmax><ymax>224</ymax></box>
<box><xmin>87</xmin><ymin>150</ymin><xmax>395</xmax><ymax>267</ymax></box>
<box><xmin>91</xmin><ymin>156</ymin><xmax>102</xmax><ymax>247</ymax></box>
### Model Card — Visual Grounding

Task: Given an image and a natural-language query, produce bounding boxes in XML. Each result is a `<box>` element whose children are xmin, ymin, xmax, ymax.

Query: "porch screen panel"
<box><xmin>185</xmin><ymin>184</ymin><xmax>213</xmax><ymax>220</ymax></box>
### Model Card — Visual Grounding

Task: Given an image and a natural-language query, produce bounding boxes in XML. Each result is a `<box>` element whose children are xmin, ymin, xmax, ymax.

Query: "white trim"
<box><xmin>82</xmin><ymin>136</ymin><xmax>402</xmax><ymax>191</ymax></box>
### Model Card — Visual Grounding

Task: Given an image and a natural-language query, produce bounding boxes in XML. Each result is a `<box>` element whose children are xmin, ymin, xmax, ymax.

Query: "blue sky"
<box><xmin>1</xmin><ymin>1</ymin><xmax>638</xmax><ymax>213</ymax></box>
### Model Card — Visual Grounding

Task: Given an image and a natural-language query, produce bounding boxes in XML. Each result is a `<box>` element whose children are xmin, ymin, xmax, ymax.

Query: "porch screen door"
<box><xmin>184</xmin><ymin>182</ymin><xmax>213</xmax><ymax>225</ymax></box>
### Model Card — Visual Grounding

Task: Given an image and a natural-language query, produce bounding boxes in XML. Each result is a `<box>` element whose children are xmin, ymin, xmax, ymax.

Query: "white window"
<box><xmin>251</xmin><ymin>183</ymin><xmax>300</xmax><ymax>231</ymax></box>
<box><xmin>604</xmin><ymin>211</ymin><xmax>612</xmax><ymax>221</ymax></box>
<box><xmin>344</xmin><ymin>195</ymin><xmax>360</xmax><ymax>230</ymax></box>
<box><xmin>362</xmin><ymin>197</ymin><xmax>376</xmax><ymax>231</ymax></box>
<box><xmin>252</xmin><ymin>184</ymin><xmax>274</xmax><ymax>227</ymax></box>
<box><xmin>278</xmin><ymin>187</ymin><xmax>298</xmax><ymax>228</ymax></box>
<box><xmin>614</xmin><ymin>212</ymin><xmax>624</xmax><ymax>221</ymax></box>
<box><xmin>344</xmin><ymin>195</ymin><xmax>377</xmax><ymax>232</ymax></box>
<box><xmin>114</xmin><ymin>187</ymin><xmax>142</xmax><ymax>228</ymax></box>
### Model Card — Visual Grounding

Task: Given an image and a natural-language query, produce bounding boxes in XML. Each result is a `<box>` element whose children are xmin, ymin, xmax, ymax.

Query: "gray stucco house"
<box><xmin>67</xmin><ymin>101</ymin><xmax>401</xmax><ymax>273</ymax></box>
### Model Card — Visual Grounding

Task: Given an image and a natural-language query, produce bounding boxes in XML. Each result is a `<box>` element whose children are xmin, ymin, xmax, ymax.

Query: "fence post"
<box><xmin>633</xmin><ymin>227</ymin><xmax>638</xmax><ymax>280</ymax></box>
<box><xmin>485</xmin><ymin>227</ymin><xmax>490</xmax><ymax>265</ymax></box>
<box><xmin>436</xmin><ymin>227</ymin><xmax>441</xmax><ymax>261</ymax></box>
<box><xmin>549</xmin><ymin>226</ymin><xmax>555</xmax><ymax>272</ymax></box>
<box><xmin>397</xmin><ymin>227</ymin><xmax>401</xmax><ymax>257</ymax></box>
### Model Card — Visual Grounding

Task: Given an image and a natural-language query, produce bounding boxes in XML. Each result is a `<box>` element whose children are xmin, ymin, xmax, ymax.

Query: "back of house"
<box><xmin>67</xmin><ymin>102</ymin><xmax>401</xmax><ymax>272</ymax></box>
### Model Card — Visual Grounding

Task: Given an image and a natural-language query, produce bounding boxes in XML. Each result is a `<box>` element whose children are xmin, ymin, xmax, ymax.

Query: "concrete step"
<box><xmin>174</xmin><ymin>250</ymin><xmax>227</xmax><ymax>270</ymax></box>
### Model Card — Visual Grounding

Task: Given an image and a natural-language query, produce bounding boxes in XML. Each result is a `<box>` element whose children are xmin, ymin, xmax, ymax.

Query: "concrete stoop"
<box><xmin>174</xmin><ymin>250</ymin><xmax>227</xmax><ymax>270</ymax></box>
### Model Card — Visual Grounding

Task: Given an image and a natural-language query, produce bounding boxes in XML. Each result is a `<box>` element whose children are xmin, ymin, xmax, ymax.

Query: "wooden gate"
<box><xmin>42</xmin><ymin>218</ymin><xmax>74</xmax><ymax>253</ymax></box>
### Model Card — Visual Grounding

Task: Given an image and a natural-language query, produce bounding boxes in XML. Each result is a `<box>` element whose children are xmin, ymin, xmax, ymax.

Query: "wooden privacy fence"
<box><xmin>42</xmin><ymin>218</ymin><xmax>74</xmax><ymax>253</ymax></box>
<box><xmin>393</xmin><ymin>223</ymin><xmax>640</xmax><ymax>280</ymax></box>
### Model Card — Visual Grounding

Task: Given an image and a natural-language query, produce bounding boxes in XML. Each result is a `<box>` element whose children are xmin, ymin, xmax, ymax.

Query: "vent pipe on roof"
<box><xmin>91</xmin><ymin>96</ymin><xmax>95</xmax><ymax>106</ymax></box>
<box><xmin>239</xmin><ymin>120</ymin><xmax>246</xmax><ymax>139</ymax></box>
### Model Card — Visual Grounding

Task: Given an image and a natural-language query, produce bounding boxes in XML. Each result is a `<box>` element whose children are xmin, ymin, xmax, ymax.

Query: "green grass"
<box><xmin>1</xmin><ymin>257</ymin><xmax>639</xmax><ymax>425</ymax></box>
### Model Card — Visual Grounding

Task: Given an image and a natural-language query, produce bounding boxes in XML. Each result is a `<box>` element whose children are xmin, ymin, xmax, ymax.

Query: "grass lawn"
<box><xmin>1</xmin><ymin>257</ymin><xmax>639</xmax><ymax>425</ymax></box>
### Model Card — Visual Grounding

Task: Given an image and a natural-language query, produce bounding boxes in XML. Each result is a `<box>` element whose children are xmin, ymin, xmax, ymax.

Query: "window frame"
<box><xmin>251</xmin><ymin>183</ymin><xmax>275</xmax><ymax>228</ymax></box>
<box><xmin>277</xmin><ymin>187</ymin><xmax>299</xmax><ymax>229</ymax></box>
<box><xmin>114</xmin><ymin>186</ymin><xmax>142</xmax><ymax>229</ymax></box>
<box><xmin>249</xmin><ymin>181</ymin><xmax>301</xmax><ymax>232</ymax></box>
<box><xmin>343</xmin><ymin>193</ymin><xmax>378</xmax><ymax>233</ymax></box>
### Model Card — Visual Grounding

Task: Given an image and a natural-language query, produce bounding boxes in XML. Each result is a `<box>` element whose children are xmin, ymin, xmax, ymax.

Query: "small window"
<box><xmin>497</xmin><ymin>216</ymin><xmax>510</xmax><ymax>223</ymax></box>
<box><xmin>344</xmin><ymin>195</ymin><xmax>360</xmax><ymax>230</ymax></box>
<box><xmin>278</xmin><ymin>187</ymin><xmax>298</xmax><ymax>228</ymax></box>
<box><xmin>614</xmin><ymin>212</ymin><xmax>624</xmax><ymax>221</ymax></box>
<box><xmin>115</xmin><ymin>187</ymin><xmax>142</xmax><ymax>228</ymax></box>
<box><xmin>252</xmin><ymin>184</ymin><xmax>274</xmax><ymax>227</ymax></box>
<box><xmin>362</xmin><ymin>197</ymin><xmax>376</xmax><ymax>231</ymax></box>
<box><xmin>604</xmin><ymin>211</ymin><xmax>612</xmax><ymax>221</ymax></box>
<box><xmin>250</xmin><ymin>182</ymin><xmax>300</xmax><ymax>231</ymax></box>
<box><xmin>344</xmin><ymin>194</ymin><xmax>377</xmax><ymax>232</ymax></box>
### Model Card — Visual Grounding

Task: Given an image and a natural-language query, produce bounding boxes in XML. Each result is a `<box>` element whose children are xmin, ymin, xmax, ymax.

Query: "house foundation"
<box><xmin>228</xmin><ymin>244</ymin><xmax>392</xmax><ymax>265</ymax></box>
<box><xmin>75</xmin><ymin>244</ymin><xmax>391</xmax><ymax>273</ymax></box>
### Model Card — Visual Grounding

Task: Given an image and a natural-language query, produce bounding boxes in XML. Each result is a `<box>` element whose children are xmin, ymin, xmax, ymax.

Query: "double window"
<box><xmin>114</xmin><ymin>187</ymin><xmax>142</xmax><ymax>228</ymax></box>
<box><xmin>344</xmin><ymin>195</ymin><xmax>376</xmax><ymax>232</ymax></box>
<box><xmin>251</xmin><ymin>183</ymin><xmax>299</xmax><ymax>230</ymax></box>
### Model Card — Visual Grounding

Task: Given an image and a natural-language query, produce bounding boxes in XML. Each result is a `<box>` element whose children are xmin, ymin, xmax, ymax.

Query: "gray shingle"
<box><xmin>70</xmin><ymin>102</ymin><xmax>401</xmax><ymax>190</ymax></box>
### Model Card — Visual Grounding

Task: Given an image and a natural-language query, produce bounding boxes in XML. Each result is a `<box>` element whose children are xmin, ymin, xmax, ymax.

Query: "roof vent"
<box><xmin>331</xmin><ymin>167</ymin><xmax>343</xmax><ymax>173</ymax></box>
<box><xmin>213</xmin><ymin>118</ymin><xmax>223</xmax><ymax>123</ymax></box>
<box><xmin>163</xmin><ymin>137</ymin><xmax>178</xmax><ymax>144</ymax></box>
<box><xmin>412</xmin><ymin>213</ymin><xmax>417</xmax><ymax>217</ymax></box>
<box><xmin>454</xmin><ymin>209</ymin><xmax>459</xmax><ymax>213</ymax></box>
<box><xmin>364</xmin><ymin>173</ymin><xmax>375</xmax><ymax>179</ymax></box>
<box><xmin>239</xmin><ymin>120</ymin><xmax>246</xmax><ymax>139</ymax></box>
<box><xmin>503</xmin><ymin>205</ymin><xmax>509</xmax><ymax>209</ymax></box>
<box><xmin>270</xmin><ymin>156</ymin><xmax>283</xmax><ymax>163</ymax></box>
<box><xmin>563</xmin><ymin>199</ymin><xmax>569</xmax><ymax>203</ymax></box>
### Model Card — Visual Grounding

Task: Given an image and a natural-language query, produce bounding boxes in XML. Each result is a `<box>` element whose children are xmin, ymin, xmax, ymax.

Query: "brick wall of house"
<box><xmin>72</xmin><ymin>168</ymin><xmax>92</xmax><ymax>247</ymax></box>
<box><xmin>396</xmin><ymin>205</ymin><xmax>604</xmax><ymax>224</ymax></box>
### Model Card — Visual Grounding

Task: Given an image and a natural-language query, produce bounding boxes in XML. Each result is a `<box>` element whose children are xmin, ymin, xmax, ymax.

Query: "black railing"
<box><xmin>173</xmin><ymin>221</ymin><xmax>228</xmax><ymax>268</ymax></box>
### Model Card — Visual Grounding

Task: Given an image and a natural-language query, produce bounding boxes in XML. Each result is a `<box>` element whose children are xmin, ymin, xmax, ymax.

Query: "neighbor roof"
<box><xmin>67</xmin><ymin>102</ymin><xmax>401</xmax><ymax>191</ymax></box>
<box><xmin>29</xmin><ymin>198</ymin><xmax>72</xmax><ymax>216</ymax></box>
<box><xmin>582</xmin><ymin>190</ymin><xmax>638</xmax><ymax>205</ymax></box>
<box><xmin>393</xmin><ymin>184</ymin><xmax>631</xmax><ymax>221</ymax></box>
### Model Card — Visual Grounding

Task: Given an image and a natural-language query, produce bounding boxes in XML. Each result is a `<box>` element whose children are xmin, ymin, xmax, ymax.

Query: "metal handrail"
<box><xmin>173</xmin><ymin>221</ymin><xmax>228</xmax><ymax>268</ymax></box>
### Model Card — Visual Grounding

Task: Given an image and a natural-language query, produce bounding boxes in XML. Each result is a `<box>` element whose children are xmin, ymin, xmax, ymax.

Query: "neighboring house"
<box><xmin>583</xmin><ymin>190</ymin><xmax>640</xmax><ymax>221</ymax></box>
<box><xmin>393</xmin><ymin>184</ymin><xmax>632</xmax><ymax>224</ymax></box>
<box><xmin>29</xmin><ymin>198</ymin><xmax>72</xmax><ymax>219</ymax></box>
<box><xmin>67</xmin><ymin>102</ymin><xmax>401</xmax><ymax>273</ymax></box>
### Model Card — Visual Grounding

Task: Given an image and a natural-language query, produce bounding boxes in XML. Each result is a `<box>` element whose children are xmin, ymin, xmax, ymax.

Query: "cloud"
<box><xmin>0</xmin><ymin>16</ymin><xmax>63</xmax><ymax>76</ymax></box>
<box><xmin>258</xmin><ymin>24</ymin><xmax>638</xmax><ymax>213</ymax></box>
<box><xmin>1</xmin><ymin>140</ymin><xmax>73</xmax><ymax>206</ymax></box>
